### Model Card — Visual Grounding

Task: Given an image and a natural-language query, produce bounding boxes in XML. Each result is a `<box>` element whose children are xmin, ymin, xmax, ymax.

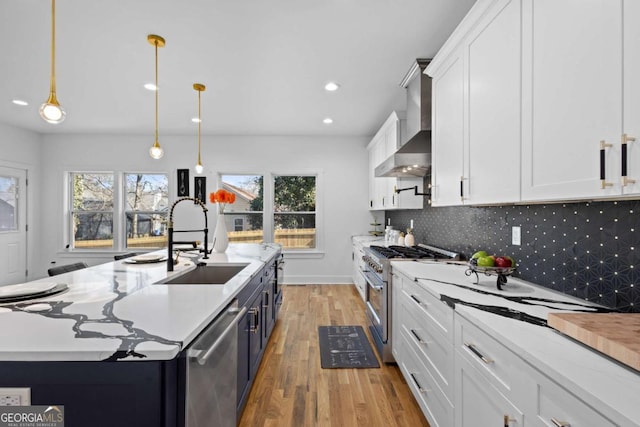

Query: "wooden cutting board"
<box><xmin>547</xmin><ymin>313</ymin><xmax>640</xmax><ymax>372</ymax></box>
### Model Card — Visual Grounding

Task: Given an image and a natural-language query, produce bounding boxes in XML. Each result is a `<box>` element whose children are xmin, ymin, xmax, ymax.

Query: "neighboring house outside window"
<box><xmin>219</xmin><ymin>175</ymin><xmax>263</xmax><ymax>244</ymax></box>
<box><xmin>219</xmin><ymin>173</ymin><xmax>318</xmax><ymax>251</ymax></box>
<box><xmin>124</xmin><ymin>173</ymin><xmax>169</xmax><ymax>249</ymax></box>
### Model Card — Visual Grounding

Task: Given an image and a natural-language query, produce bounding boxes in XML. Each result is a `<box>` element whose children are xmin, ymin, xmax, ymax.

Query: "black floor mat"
<box><xmin>318</xmin><ymin>325</ymin><xmax>380</xmax><ymax>368</ymax></box>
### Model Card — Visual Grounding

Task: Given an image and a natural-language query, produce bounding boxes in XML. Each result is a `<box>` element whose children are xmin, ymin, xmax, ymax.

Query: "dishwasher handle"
<box><xmin>193</xmin><ymin>306</ymin><xmax>247</xmax><ymax>365</ymax></box>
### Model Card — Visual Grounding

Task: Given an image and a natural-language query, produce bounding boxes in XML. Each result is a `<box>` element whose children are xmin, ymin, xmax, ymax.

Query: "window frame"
<box><xmin>271</xmin><ymin>173</ymin><xmax>320</xmax><ymax>252</ymax></box>
<box><xmin>66</xmin><ymin>171</ymin><xmax>169</xmax><ymax>253</ymax></box>
<box><xmin>217</xmin><ymin>171</ymin><xmax>323</xmax><ymax>256</ymax></box>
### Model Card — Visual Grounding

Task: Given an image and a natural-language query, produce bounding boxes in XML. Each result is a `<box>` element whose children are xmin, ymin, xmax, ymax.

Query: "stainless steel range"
<box><xmin>362</xmin><ymin>243</ymin><xmax>460</xmax><ymax>363</ymax></box>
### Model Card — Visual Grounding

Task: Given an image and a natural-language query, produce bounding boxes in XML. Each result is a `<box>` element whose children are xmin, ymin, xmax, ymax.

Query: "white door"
<box><xmin>0</xmin><ymin>166</ymin><xmax>27</xmax><ymax>285</ymax></box>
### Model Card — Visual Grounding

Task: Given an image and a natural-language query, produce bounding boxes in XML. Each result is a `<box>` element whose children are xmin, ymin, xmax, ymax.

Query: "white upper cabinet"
<box><xmin>466</xmin><ymin>0</ymin><xmax>521</xmax><ymax>204</ymax></box>
<box><xmin>367</xmin><ymin>111</ymin><xmax>424</xmax><ymax>210</ymax></box>
<box><xmin>429</xmin><ymin>0</ymin><xmax>521</xmax><ymax>206</ymax></box>
<box><xmin>431</xmin><ymin>54</ymin><xmax>466</xmax><ymax>206</ymax></box>
<box><xmin>520</xmin><ymin>0</ymin><xmax>624</xmax><ymax>201</ymax></box>
<box><xmin>623</xmin><ymin>0</ymin><xmax>640</xmax><ymax>195</ymax></box>
<box><xmin>429</xmin><ymin>0</ymin><xmax>639</xmax><ymax>205</ymax></box>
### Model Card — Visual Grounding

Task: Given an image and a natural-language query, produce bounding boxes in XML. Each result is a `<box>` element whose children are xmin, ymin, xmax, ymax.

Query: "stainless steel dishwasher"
<box><xmin>183</xmin><ymin>300</ymin><xmax>246</xmax><ymax>427</ymax></box>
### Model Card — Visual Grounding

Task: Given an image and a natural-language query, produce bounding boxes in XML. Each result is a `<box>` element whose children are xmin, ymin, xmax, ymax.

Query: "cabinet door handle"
<box><xmin>464</xmin><ymin>342</ymin><xmax>494</xmax><ymax>364</ymax></box>
<box><xmin>503</xmin><ymin>414</ymin><xmax>516</xmax><ymax>427</ymax></box>
<box><xmin>459</xmin><ymin>176</ymin><xmax>464</xmax><ymax>201</ymax></box>
<box><xmin>249</xmin><ymin>307</ymin><xmax>260</xmax><ymax>333</ymax></box>
<box><xmin>409</xmin><ymin>373</ymin><xmax>426</xmax><ymax>394</ymax></box>
<box><xmin>622</xmin><ymin>133</ymin><xmax>636</xmax><ymax>186</ymax></box>
<box><xmin>600</xmin><ymin>140</ymin><xmax>614</xmax><ymax>189</ymax></box>
<box><xmin>263</xmin><ymin>291</ymin><xmax>269</xmax><ymax>308</ymax></box>
<box><xmin>550</xmin><ymin>418</ymin><xmax>571</xmax><ymax>427</ymax></box>
<box><xmin>410</xmin><ymin>328</ymin><xmax>427</xmax><ymax>345</ymax></box>
<box><xmin>410</xmin><ymin>294</ymin><xmax>425</xmax><ymax>306</ymax></box>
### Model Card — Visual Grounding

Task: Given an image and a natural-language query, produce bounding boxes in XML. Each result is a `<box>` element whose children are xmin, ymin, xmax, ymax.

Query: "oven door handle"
<box><xmin>362</xmin><ymin>270</ymin><xmax>384</xmax><ymax>291</ymax></box>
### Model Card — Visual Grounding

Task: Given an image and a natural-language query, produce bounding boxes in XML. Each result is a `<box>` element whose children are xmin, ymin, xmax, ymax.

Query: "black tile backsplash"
<box><xmin>386</xmin><ymin>200</ymin><xmax>640</xmax><ymax>312</ymax></box>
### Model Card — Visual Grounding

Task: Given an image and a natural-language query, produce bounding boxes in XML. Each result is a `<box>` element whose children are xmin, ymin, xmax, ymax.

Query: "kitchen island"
<box><xmin>0</xmin><ymin>243</ymin><xmax>282</xmax><ymax>426</ymax></box>
<box><xmin>391</xmin><ymin>260</ymin><xmax>640</xmax><ymax>427</ymax></box>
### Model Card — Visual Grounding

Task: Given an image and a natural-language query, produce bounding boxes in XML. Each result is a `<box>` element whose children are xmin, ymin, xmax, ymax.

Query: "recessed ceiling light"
<box><xmin>191</xmin><ymin>117</ymin><xmax>201</xmax><ymax>123</ymax></box>
<box><xmin>144</xmin><ymin>83</ymin><xmax>157</xmax><ymax>91</ymax></box>
<box><xmin>324</xmin><ymin>82</ymin><xmax>340</xmax><ymax>91</ymax></box>
<box><xmin>12</xmin><ymin>99</ymin><xmax>28</xmax><ymax>106</ymax></box>
<box><xmin>323</xmin><ymin>117</ymin><xmax>333</xmax><ymax>124</ymax></box>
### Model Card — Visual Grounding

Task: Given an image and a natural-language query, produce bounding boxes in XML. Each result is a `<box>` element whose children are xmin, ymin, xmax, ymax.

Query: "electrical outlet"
<box><xmin>512</xmin><ymin>226</ymin><xmax>521</xmax><ymax>246</ymax></box>
<box><xmin>0</xmin><ymin>388</ymin><xmax>31</xmax><ymax>406</ymax></box>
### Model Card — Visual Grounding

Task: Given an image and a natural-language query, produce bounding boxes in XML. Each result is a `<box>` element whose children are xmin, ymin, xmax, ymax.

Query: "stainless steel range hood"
<box><xmin>375</xmin><ymin>59</ymin><xmax>432</xmax><ymax>178</ymax></box>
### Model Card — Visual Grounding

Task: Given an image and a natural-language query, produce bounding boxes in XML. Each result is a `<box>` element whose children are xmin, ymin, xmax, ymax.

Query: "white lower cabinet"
<box><xmin>393</xmin><ymin>272</ymin><xmax>454</xmax><ymax>427</ymax></box>
<box><xmin>454</xmin><ymin>313</ymin><xmax>527</xmax><ymax>427</ymax></box>
<box><xmin>351</xmin><ymin>237</ymin><xmax>369</xmax><ymax>301</ymax></box>
<box><xmin>391</xmin><ymin>269</ymin><xmax>622</xmax><ymax>427</ymax></box>
<box><xmin>455</xmin><ymin>352</ymin><xmax>524</xmax><ymax>427</ymax></box>
<box><xmin>525</xmin><ymin>364</ymin><xmax>616</xmax><ymax>427</ymax></box>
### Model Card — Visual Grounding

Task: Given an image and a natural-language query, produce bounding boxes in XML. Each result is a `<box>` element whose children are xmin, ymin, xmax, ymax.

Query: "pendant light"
<box><xmin>39</xmin><ymin>0</ymin><xmax>65</xmax><ymax>124</ymax></box>
<box><xmin>193</xmin><ymin>83</ymin><xmax>206</xmax><ymax>174</ymax></box>
<box><xmin>148</xmin><ymin>34</ymin><xmax>165</xmax><ymax>159</ymax></box>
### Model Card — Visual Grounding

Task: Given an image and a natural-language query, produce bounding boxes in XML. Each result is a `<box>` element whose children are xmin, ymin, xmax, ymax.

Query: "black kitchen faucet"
<box><xmin>167</xmin><ymin>197</ymin><xmax>209</xmax><ymax>271</ymax></box>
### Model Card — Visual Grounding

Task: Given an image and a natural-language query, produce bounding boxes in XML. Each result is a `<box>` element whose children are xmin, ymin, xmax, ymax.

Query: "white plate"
<box><xmin>131</xmin><ymin>254</ymin><xmax>164</xmax><ymax>262</ymax></box>
<box><xmin>0</xmin><ymin>282</ymin><xmax>58</xmax><ymax>298</ymax></box>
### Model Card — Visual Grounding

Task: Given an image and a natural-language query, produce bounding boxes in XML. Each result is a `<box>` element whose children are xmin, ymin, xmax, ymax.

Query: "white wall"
<box><xmin>37</xmin><ymin>133</ymin><xmax>372</xmax><ymax>283</ymax></box>
<box><xmin>0</xmin><ymin>122</ymin><xmax>42</xmax><ymax>282</ymax></box>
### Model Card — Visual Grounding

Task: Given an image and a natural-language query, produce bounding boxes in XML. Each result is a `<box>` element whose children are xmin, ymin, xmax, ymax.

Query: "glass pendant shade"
<box><xmin>149</xmin><ymin>140</ymin><xmax>164</xmax><ymax>159</ymax></box>
<box><xmin>39</xmin><ymin>95</ymin><xmax>66</xmax><ymax>124</ymax></box>
<box><xmin>195</xmin><ymin>163</ymin><xmax>204</xmax><ymax>174</ymax></box>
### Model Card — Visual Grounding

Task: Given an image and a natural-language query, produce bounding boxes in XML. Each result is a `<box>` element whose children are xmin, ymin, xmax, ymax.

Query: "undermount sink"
<box><xmin>157</xmin><ymin>263</ymin><xmax>250</xmax><ymax>285</ymax></box>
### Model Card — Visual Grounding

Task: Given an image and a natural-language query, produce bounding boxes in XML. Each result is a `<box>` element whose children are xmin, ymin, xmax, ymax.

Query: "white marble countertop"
<box><xmin>392</xmin><ymin>260</ymin><xmax>640</xmax><ymax>426</ymax></box>
<box><xmin>0</xmin><ymin>243</ymin><xmax>281</xmax><ymax>362</ymax></box>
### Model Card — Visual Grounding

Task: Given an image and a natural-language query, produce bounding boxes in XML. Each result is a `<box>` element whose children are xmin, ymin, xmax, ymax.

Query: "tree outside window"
<box><xmin>273</xmin><ymin>175</ymin><xmax>316</xmax><ymax>249</ymax></box>
<box><xmin>69</xmin><ymin>172</ymin><xmax>168</xmax><ymax>250</ymax></box>
<box><xmin>71</xmin><ymin>173</ymin><xmax>114</xmax><ymax>249</ymax></box>
<box><xmin>124</xmin><ymin>173</ymin><xmax>169</xmax><ymax>248</ymax></box>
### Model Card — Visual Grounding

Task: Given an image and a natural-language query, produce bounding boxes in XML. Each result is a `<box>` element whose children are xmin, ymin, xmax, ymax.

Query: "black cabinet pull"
<box><xmin>622</xmin><ymin>133</ymin><xmax>636</xmax><ymax>186</ymax></box>
<box><xmin>600</xmin><ymin>140</ymin><xmax>613</xmax><ymax>189</ymax></box>
<box><xmin>464</xmin><ymin>342</ymin><xmax>494</xmax><ymax>364</ymax></box>
<box><xmin>409</xmin><ymin>373</ymin><xmax>425</xmax><ymax>393</ymax></box>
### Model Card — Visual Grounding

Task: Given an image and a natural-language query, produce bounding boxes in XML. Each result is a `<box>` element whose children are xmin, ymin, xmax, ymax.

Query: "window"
<box><xmin>219</xmin><ymin>173</ymin><xmax>319</xmax><ymax>251</ymax></box>
<box><xmin>70</xmin><ymin>173</ymin><xmax>114</xmax><ymax>249</ymax></box>
<box><xmin>220</xmin><ymin>175</ymin><xmax>264</xmax><ymax>244</ymax></box>
<box><xmin>69</xmin><ymin>172</ymin><xmax>168</xmax><ymax>250</ymax></box>
<box><xmin>0</xmin><ymin>175</ymin><xmax>18</xmax><ymax>232</ymax></box>
<box><xmin>273</xmin><ymin>175</ymin><xmax>316</xmax><ymax>250</ymax></box>
<box><xmin>124</xmin><ymin>173</ymin><xmax>169</xmax><ymax>248</ymax></box>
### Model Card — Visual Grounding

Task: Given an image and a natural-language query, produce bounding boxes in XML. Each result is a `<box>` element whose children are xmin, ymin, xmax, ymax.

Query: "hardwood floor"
<box><xmin>238</xmin><ymin>284</ymin><xmax>430</xmax><ymax>427</ymax></box>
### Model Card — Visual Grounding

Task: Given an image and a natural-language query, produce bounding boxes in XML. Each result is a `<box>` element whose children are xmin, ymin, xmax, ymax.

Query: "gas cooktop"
<box><xmin>368</xmin><ymin>244</ymin><xmax>460</xmax><ymax>260</ymax></box>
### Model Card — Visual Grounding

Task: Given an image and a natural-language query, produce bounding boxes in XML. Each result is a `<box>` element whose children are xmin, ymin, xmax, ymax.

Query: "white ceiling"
<box><xmin>0</xmin><ymin>0</ymin><xmax>475</xmax><ymax>137</ymax></box>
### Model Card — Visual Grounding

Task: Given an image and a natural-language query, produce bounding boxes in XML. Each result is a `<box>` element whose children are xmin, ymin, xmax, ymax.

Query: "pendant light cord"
<box><xmin>198</xmin><ymin>89</ymin><xmax>202</xmax><ymax>164</ymax></box>
<box><xmin>50</xmin><ymin>0</ymin><xmax>56</xmax><ymax>95</ymax></box>
<box><xmin>154</xmin><ymin>40</ymin><xmax>159</xmax><ymax>144</ymax></box>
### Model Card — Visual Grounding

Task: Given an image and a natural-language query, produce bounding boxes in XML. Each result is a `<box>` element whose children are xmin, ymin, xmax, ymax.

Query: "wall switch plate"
<box><xmin>0</xmin><ymin>388</ymin><xmax>31</xmax><ymax>406</ymax></box>
<box><xmin>512</xmin><ymin>226</ymin><xmax>521</xmax><ymax>246</ymax></box>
